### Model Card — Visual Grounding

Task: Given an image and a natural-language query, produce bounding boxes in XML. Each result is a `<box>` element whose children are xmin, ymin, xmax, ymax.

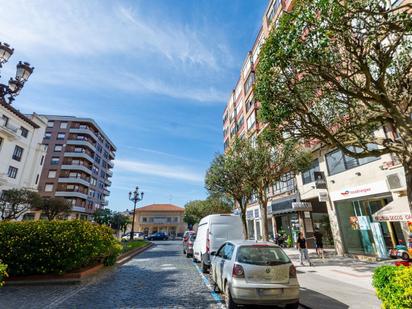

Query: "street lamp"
<box><xmin>0</xmin><ymin>42</ymin><xmax>34</xmax><ymax>104</ymax></box>
<box><xmin>128</xmin><ymin>186</ymin><xmax>144</xmax><ymax>241</ymax></box>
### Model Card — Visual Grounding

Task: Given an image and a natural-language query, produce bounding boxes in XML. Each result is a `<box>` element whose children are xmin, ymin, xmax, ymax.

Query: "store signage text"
<box><xmin>330</xmin><ymin>181</ymin><xmax>388</xmax><ymax>201</ymax></box>
<box><xmin>374</xmin><ymin>214</ymin><xmax>412</xmax><ymax>222</ymax></box>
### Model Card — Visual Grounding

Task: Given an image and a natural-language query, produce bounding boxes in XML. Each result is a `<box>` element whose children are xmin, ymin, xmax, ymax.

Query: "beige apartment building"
<box><xmin>222</xmin><ymin>0</ymin><xmax>411</xmax><ymax>258</ymax></box>
<box><xmin>131</xmin><ymin>204</ymin><xmax>186</xmax><ymax>237</ymax></box>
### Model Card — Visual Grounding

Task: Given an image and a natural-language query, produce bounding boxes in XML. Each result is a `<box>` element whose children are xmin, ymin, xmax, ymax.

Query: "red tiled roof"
<box><xmin>136</xmin><ymin>204</ymin><xmax>184</xmax><ymax>212</ymax></box>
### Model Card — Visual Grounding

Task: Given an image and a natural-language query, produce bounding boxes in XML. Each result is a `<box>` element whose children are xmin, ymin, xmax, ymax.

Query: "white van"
<box><xmin>193</xmin><ymin>214</ymin><xmax>243</xmax><ymax>273</ymax></box>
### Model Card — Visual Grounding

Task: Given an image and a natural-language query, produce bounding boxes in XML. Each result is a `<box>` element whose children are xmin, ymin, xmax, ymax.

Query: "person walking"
<box><xmin>297</xmin><ymin>232</ymin><xmax>312</xmax><ymax>266</ymax></box>
<box><xmin>314</xmin><ymin>228</ymin><xmax>325</xmax><ymax>260</ymax></box>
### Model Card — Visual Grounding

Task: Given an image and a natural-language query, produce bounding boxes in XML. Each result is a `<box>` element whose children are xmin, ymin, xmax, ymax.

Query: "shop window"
<box><xmin>301</xmin><ymin>159</ymin><xmax>320</xmax><ymax>185</ymax></box>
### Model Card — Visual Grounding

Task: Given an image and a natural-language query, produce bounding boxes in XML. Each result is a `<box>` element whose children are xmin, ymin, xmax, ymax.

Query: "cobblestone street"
<box><xmin>0</xmin><ymin>241</ymin><xmax>220</xmax><ymax>309</ymax></box>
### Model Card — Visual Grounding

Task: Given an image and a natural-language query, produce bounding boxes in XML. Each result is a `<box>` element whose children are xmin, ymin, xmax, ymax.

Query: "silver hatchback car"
<box><xmin>210</xmin><ymin>240</ymin><xmax>299</xmax><ymax>309</ymax></box>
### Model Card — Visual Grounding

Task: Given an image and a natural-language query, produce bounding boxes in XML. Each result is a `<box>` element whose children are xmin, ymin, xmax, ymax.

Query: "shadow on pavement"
<box><xmin>299</xmin><ymin>287</ymin><xmax>349</xmax><ymax>309</ymax></box>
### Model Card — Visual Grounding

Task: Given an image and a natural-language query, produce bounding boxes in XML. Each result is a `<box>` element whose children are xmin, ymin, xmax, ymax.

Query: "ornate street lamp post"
<box><xmin>128</xmin><ymin>186</ymin><xmax>144</xmax><ymax>241</ymax></box>
<box><xmin>0</xmin><ymin>42</ymin><xmax>34</xmax><ymax>104</ymax></box>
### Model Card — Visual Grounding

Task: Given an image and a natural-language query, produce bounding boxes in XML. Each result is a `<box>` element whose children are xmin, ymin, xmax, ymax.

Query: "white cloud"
<box><xmin>114</xmin><ymin>159</ymin><xmax>204</xmax><ymax>183</ymax></box>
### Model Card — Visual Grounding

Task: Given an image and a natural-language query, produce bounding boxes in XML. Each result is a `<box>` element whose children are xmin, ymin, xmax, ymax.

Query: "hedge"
<box><xmin>0</xmin><ymin>263</ymin><xmax>7</xmax><ymax>287</ymax></box>
<box><xmin>372</xmin><ymin>265</ymin><xmax>412</xmax><ymax>309</ymax></box>
<box><xmin>0</xmin><ymin>220</ymin><xmax>122</xmax><ymax>276</ymax></box>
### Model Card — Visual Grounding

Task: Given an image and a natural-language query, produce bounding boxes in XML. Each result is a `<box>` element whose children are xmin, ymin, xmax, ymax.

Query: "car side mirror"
<box><xmin>210</xmin><ymin>251</ymin><xmax>216</xmax><ymax>256</ymax></box>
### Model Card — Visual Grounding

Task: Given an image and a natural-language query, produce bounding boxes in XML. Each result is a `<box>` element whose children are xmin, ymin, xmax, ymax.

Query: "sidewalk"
<box><xmin>284</xmin><ymin>248</ymin><xmax>386</xmax><ymax>308</ymax></box>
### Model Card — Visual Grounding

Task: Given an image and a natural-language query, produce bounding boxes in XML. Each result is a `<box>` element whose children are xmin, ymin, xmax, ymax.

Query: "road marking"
<box><xmin>161</xmin><ymin>267</ymin><xmax>177</xmax><ymax>270</ymax></box>
<box><xmin>160</xmin><ymin>264</ymin><xmax>174</xmax><ymax>267</ymax></box>
<box><xmin>192</xmin><ymin>262</ymin><xmax>225</xmax><ymax>308</ymax></box>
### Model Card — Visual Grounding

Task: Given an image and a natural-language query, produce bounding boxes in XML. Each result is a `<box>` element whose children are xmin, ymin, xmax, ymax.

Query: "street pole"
<box><xmin>129</xmin><ymin>186</ymin><xmax>144</xmax><ymax>241</ymax></box>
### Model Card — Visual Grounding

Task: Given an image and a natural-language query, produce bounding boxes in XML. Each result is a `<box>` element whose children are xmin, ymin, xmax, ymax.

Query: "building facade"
<box><xmin>131</xmin><ymin>204</ymin><xmax>186</xmax><ymax>237</ymax></box>
<box><xmin>0</xmin><ymin>101</ymin><xmax>47</xmax><ymax>193</ymax></box>
<box><xmin>222</xmin><ymin>0</ymin><xmax>411</xmax><ymax>258</ymax></box>
<box><xmin>38</xmin><ymin>116</ymin><xmax>116</xmax><ymax>220</ymax></box>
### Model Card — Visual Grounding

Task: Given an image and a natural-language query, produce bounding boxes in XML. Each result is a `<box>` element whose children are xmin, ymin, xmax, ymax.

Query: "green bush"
<box><xmin>0</xmin><ymin>220</ymin><xmax>122</xmax><ymax>276</ymax></box>
<box><xmin>372</xmin><ymin>265</ymin><xmax>412</xmax><ymax>309</ymax></box>
<box><xmin>0</xmin><ymin>262</ymin><xmax>7</xmax><ymax>287</ymax></box>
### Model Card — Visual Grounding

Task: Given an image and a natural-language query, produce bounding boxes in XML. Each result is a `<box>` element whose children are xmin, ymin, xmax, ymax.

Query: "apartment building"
<box><xmin>38</xmin><ymin>116</ymin><xmax>116</xmax><ymax>220</ymax></box>
<box><xmin>0</xmin><ymin>101</ymin><xmax>47</xmax><ymax>193</ymax></box>
<box><xmin>222</xmin><ymin>0</ymin><xmax>411</xmax><ymax>258</ymax></box>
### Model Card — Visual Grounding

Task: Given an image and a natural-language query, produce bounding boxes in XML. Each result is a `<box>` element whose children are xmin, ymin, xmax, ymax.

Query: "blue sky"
<box><xmin>0</xmin><ymin>0</ymin><xmax>267</xmax><ymax>211</ymax></box>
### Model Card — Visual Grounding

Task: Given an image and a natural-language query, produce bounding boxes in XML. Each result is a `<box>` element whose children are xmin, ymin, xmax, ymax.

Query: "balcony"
<box><xmin>58</xmin><ymin>177</ymin><xmax>91</xmax><ymax>187</ymax></box>
<box><xmin>64</xmin><ymin>152</ymin><xmax>94</xmax><ymax>163</ymax></box>
<box><xmin>106</xmin><ymin>169</ymin><xmax>113</xmax><ymax>177</ymax></box>
<box><xmin>107</xmin><ymin>159</ymin><xmax>114</xmax><ymax>168</ymax></box>
<box><xmin>109</xmin><ymin>150</ymin><xmax>115</xmax><ymax>159</ymax></box>
<box><xmin>66</xmin><ymin>139</ymin><xmax>96</xmax><ymax>152</ymax></box>
<box><xmin>55</xmin><ymin>191</ymin><xmax>88</xmax><ymax>200</ymax></box>
<box><xmin>61</xmin><ymin>164</ymin><xmax>92</xmax><ymax>175</ymax></box>
<box><xmin>0</xmin><ymin>117</ymin><xmax>20</xmax><ymax>139</ymax></box>
<box><xmin>72</xmin><ymin>206</ymin><xmax>86</xmax><ymax>213</ymax></box>
<box><xmin>104</xmin><ymin>178</ymin><xmax>112</xmax><ymax>186</ymax></box>
<box><xmin>103</xmin><ymin>188</ymin><xmax>110</xmax><ymax>196</ymax></box>
<box><xmin>69</xmin><ymin>127</ymin><xmax>99</xmax><ymax>142</ymax></box>
<box><xmin>102</xmin><ymin>200</ymin><xmax>109</xmax><ymax>206</ymax></box>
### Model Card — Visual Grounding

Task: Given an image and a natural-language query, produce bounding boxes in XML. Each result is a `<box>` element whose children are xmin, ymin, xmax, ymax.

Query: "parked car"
<box><xmin>210</xmin><ymin>240</ymin><xmax>299</xmax><ymax>309</ymax></box>
<box><xmin>147</xmin><ymin>232</ymin><xmax>169</xmax><ymax>241</ymax></box>
<box><xmin>192</xmin><ymin>214</ymin><xmax>243</xmax><ymax>273</ymax></box>
<box><xmin>183</xmin><ymin>234</ymin><xmax>196</xmax><ymax>258</ymax></box>
<box><xmin>121</xmin><ymin>232</ymin><xmax>144</xmax><ymax>241</ymax></box>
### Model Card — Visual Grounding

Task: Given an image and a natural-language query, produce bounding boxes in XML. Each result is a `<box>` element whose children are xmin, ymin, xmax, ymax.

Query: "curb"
<box><xmin>5</xmin><ymin>242</ymin><xmax>154</xmax><ymax>286</ymax></box>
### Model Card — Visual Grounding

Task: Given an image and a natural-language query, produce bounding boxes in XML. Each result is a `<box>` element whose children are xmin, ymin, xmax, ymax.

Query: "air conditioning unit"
<box><xmin>386</xmin><ymin>173</ymin><xmax>406</xmax><ymax>192</ymax></box>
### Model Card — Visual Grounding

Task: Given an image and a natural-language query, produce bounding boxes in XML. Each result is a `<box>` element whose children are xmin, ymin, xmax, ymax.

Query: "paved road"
<box><xmin>0</xmin><ymin>241</ymin><xmax>220</xmax><ymax>309</ymax></box>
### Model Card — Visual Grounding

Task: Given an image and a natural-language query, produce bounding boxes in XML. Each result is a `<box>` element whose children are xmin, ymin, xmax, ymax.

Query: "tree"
<box><xmin>205</xmin><ymin>139</ymin><xmax>253</xmax><ymax>239</ymax></box>
<box><xmin>38</xmin><ymin>198</ymin><xmax>71</xmax><ymax>220</ymax></box>
<box><xmin>93</xmin><ymin>208</ymin><xmax>112</xmax><ymax>225</ymax></box>
<box><xmin>0</xmin><ymin>189</ymin><xmax>42</xmax><ymax>220</ymax></box>
<box><xmin>255</xmin><ymin>0</ymin><xmax>412</xmax><ymax>209</ymax></box>
<box><xmin>183</xmin><ymin>196</ymin><xmax>232</xmax><ymax>227</ymax></box>
<box><xmin>111</xmin><ymin>212</ymin><xmax>131</xmax><ymax>234</ymax></box>
<box><xmin>242</xmin><ymin>138</ymin><xmax>312</xmax><ymax>241</ymax></box>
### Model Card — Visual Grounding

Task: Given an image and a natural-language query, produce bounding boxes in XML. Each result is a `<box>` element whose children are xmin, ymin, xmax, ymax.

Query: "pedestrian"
<box><xmin>314</xmin><ymin>228</ymin><xmax>325</xmax><ymax>260</ymax></box>
<box><xmin>296</xmin><ymin>232</ymin><xmax>312</xmax><ymax>266</ymax></box>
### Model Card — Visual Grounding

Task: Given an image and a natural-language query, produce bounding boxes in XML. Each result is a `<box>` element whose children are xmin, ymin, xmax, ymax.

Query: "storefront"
<box><xmin>331</xmin><ymin>181</ymin><xmax>409</xmax><ymax>258</ymax></box>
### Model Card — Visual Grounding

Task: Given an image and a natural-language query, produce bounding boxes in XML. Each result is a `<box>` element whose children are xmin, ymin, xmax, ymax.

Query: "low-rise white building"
<box><xmin>0</xmin><ymin>101</ymin><xmax>47</xmax><ymax>194</ymax></box>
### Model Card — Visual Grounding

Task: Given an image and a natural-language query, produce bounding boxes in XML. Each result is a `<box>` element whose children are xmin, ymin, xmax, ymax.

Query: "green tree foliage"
<box><xmin>205</xmin><ymin>139</ymin><xmax>253</xmax><ymax>239</ymax></box>
<box><xmin>0</xmin><ymin>189</ymin><xmax>42</xmax><ymax>221</ymax></box>
<box><xmin>255</xmin><ymin>0</ymin><xmax>412</xmax><ymax>208</ymax></box>
<box><xmin>242</xmin><ymin>138</ymin><xmax>312</xmax><ymax>241</ymax></box>
<box><xmin>93</xmin><ymin>208</ymin><xmax>112</xmax><ymax>225</ymax></box>
<box><xmin>183</xmin><ymin>195</ymin><xmax>232</xmax><ymax>227</ymax></box>
<box><xmin>111</xmin><ymin>212</ymin><xmax>131</xmax><ymax>234</ymax></box>
<box><xmin>38</xmin><ymin>197</ymin><xmax>71</xmax><ymax>220</ymax></box>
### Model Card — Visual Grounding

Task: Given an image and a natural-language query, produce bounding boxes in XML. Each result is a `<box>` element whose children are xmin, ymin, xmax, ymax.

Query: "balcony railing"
<box><xmin>0</xmin><ymin>117</ymin><xmax>20</xmax><ymax>139</ymax></box>
<box><xmin>58</xmin><ymin>177</ymin><xmax>91</xmax><ymax>187</ymax></box>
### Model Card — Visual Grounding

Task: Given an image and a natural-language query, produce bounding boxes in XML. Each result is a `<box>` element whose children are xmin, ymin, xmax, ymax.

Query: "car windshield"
<box><xmin>236</xmin><ymin>245</ymin><xmax>290</xmax><ymax>266</ymax></box>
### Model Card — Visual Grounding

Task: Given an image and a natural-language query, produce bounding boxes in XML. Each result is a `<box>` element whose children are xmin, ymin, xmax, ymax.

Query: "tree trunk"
<box><xmin>404</xmin><ymin>163</ymin><xmax>412</xmax><ymax>214</ymax></box>
<box><xmin>237</xmin><ymin>198</ymin><xmax>248</xmax><ymax>240</ymax></box>
<box><xmin>259</xmin><ymin>198</ymin><xmax>269</xmax><ymax>242</ymax></box>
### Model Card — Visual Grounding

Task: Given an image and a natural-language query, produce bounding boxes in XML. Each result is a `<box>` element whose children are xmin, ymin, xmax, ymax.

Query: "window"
<box><xmin>21</xmin><ymin>126</ymin><xmax>28</xmax><ymax>138</ymax></box>
<box><xmin>7</xmin><ymin>166</ymin><xmax>18</xmax><ymax>178</ymax></box>
<box><xmin>54</xmin><ymin>145</ymin><xmax>63</xmax><ymax>152</ymax></box>
<box><xmin>142</xmin><ymin>217</ymin><xmax>147</xmax><ymax>223</ymax></box>
<box><xmin>174</xmin><ymin>217</ymin><xmax>178</xmax><ymax>223</ymax></box>
<box><xmin>96</xmin><ymin>144</ymin><xmax>102</xmax><ymax>153</ymax></box>
<box><xmin>35</xmin><ymin>174</ymin><xmax>39</xmax><ymax>185</ymax></box>
<box><xmin>247</xmin><ymin>113</ymin><xmax>256</xmax><ymax>130</ymax></box>
<box><xmin>236</xmin><ymin>245</ymin><xmax>290</xmax><ymax>265</ymax></box>
<box><xmin>245</xmin><ymin>98</ymin><xmax>254</xmax><ymax>112</ymax></box>
<box><xmin>301</xmin><ymin>159</ymin><xmax>320</xmax><ymax>185</ymax></box>
<box><xmin>44</xmin><ymin>184</ymin><xmax>54</xmax><ymax>192</ymax></box>
<box><xmin>95</xmin><ymin>155</ymin><xmax>101</xmax><ymax>164</ymax></box>
<box><xmin>48</xmin><ymin>170</ymin><xmax>57</xmax><ymax>178</ymax></box>
<box><xmin>0</xmin><ymin>137</ymin><xmax>3</xmax><ymax>149</ymax></box>
<box><xmin>325</xmin><ymin>147</ymin><xmax>379</xmax><ymax>176</ymax></box>
<box><xmin>223</xmin><ymin>243</ymin><xmax>235</xmax><ymax>260</ymax></box>
<box><xmin>12</xmin><ymin>145</ymin><xmax>24</xmax><ymax>161</ymax></box>
<box><xmin>2</xmin><ymin>115</ymin><xmax>9</xmax><ymax>126</ymax></box>
<box><xmin>44</xmin><ymin>132</ymin><xmax>52</xmax><ymax>140</ymax></box>
<box><xmin>237</xmin><ymin>116</ymin><xmax>244</xmax><ymax>130</ymax></box>
<box><xmin>244</xmin><ymin>72</ymin><xmax>255</xmax><ymax>94</ymax></box>
<box><xmin>40</xmin><ymin>155</ymin><xmax>44</xmax><ymax>165</ymax></box>
<box><xmin>51</xmin><ymin>157</ymin><xmax>60</xmax><ymax>165</ymax></box>
<box><xmin>47</xmin><ymin>121</ymin><xmax>54</xmax><ymax>128</ymax></box>
<box><xmin>60</xmin><ymin>122</ymin><xmax>68</xmax><ymax>129</ymax></box>
<box><xmin>57</xmin><ymin>133</ymin><xmax>65</xmax><ymax>140</ymax></box>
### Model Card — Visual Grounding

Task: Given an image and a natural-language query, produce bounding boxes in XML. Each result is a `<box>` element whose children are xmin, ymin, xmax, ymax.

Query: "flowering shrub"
<box><xmin>0</xmin><ymin>263</ymin><xmax>7</xmax><ymax>287</ymax></box>
<box><xmin>0</xmin><ymin>220</ymin><xmax>122</xmax><ymax>276</ymax></box>
<box><xmin>373</xmin><ymin>265</ymin><xmax>412</xmax><ymax>309</ymax></box>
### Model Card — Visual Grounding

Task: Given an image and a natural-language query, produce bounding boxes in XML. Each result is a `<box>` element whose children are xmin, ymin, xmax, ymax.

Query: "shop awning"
<box><xmin>372</xmin><ymin>196</ymin><xmax>412</xmax><ymax>222</ymax></box>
